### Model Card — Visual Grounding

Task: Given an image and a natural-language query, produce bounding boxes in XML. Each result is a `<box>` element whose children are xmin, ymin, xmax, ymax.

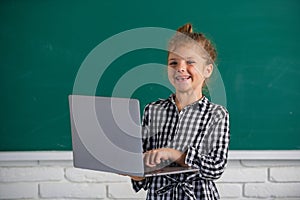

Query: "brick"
<box><xmin>245</xmin><ymin>183</ymin><xmax>300</xmax><ymax>198</ymax></box>
<box><xmin>272</xmin><ymin>199</ymin><xmax>300</xmax><ymax>200</ymax></box>
<box><xmin>39</xmin><ymin>182</ymin><xmax>106</xmax><ymax>198</ymax></box>
<box><xmin>108</xmin><ymin>183</ymin><xmax>147</xmax><ymax>199</ymax></box>
<box><xmin>241</xmin><ymin>160</ymin><xmax>300</xmax><ymax>167</ymax></box>
<box><xmin>222</xmin><ymin>199</ymin><xmax>259</xmax><ymax>200</ymax></box>
<box><xmin>65</xmin><ymin>167</ymin><xmax>129</xmax><ymax>183</ymax></box>
<box><xmin>226</xmin><ymin>160</ymin><xmax>243</xmax><ymax>168</ymax></box>
<box><xmin>39</xmin><ymin>160</ymin><xmax>73</xmax><ymax>166</ymax></box>
<box><xmin>217</xmin><ymin>183</ymin><xmax>242</xmax><ymax>198</ymax></box>
<box><xmin>218</xmin><ymin>167</ymin><xmax>267</xmax><ymax>182</ymax></box>
<box><xmin>270</xmin><ymin>167</ymin><xmax>300</xmax><ymax>182</ymax></box>
<box><xmin>0</xmin><ymin>167</ymin><xmax>64</xmax><ymax>182</ymax></box>
<box><xmin>0</xmin><ymin>183</ymin><xmax>37</xmax><ymax>199</ymax></box>
<box><xmin>0</xmin><ymin>161</ymin><xmax>38</xmax><ymax>167</ymax></box>
<box><xmin>271</xmin><ymin>199</ymin><xmax>300</xmax><ymax>200</ymax></box>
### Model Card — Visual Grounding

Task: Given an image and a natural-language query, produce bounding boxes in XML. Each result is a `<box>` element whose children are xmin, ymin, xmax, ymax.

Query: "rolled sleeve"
<box><xmin>131</xmin><ymin>178</ymin><xmax>151</xmax><ymax>192</ymax></box>
<box><xmin>185</xmin><ymin>108</ymin><xmax>230</xmax><ymax>180</ymax></box>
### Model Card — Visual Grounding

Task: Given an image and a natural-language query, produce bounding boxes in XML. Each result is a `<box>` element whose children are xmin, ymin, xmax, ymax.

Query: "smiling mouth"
<box><xmin>175</xmin><ymin>75</ymin><xmax>191</xmax><ymax>81</ymax></box>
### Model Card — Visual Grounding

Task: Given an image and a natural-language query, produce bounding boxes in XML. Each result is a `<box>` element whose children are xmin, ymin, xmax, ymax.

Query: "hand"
<box><xmin>143</xmin><ymin>148</ymin><xmax>188</xmax><ymax>168</ymax></box>
<box><xmin>118</xmin><ymin>174</ymin><xmax>145</xmax><ymax>181</ymax></box>
<box><xmin>130</xmin><ymin>175</ymin><xmax>145</xmax><ymax>181</ymax></box>
<box><xmin>143</xmin><ymin>148</ymin><xmax>172</xmax><ymax>168</ymax></box>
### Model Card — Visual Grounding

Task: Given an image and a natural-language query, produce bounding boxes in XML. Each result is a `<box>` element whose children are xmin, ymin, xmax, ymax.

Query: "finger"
<box><xmin>143</xmin><ymin>152</ymin><xmax>150</xmax><ymax>166</ymax></box>
<box><xmin>131</xmin><ymin>176</ymin><xmax>145</xmax><ymax>181</ymax></box>
<box><xmin>144</xmin><ymin>151</ymin><xmax>156</xmax><ymax>167</ymax></box>
<box><xmin>118</xmin><ymin>174</ymin><xmax>126</xmax><ymax>176</ymax></box>
<box><xmin>154</xmin><ymin>151</ymin><xmax>161</xmax><ymax>165</ymax></box>
<box><xmin>149</xmin><ymin>150</ymin><xmax>157</xmax><ymax>166</ymax></box>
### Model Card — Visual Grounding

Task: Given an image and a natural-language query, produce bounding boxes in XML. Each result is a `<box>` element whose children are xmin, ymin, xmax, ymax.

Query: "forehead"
<box><xmin>168</xmin><ymin>44</ymin><xmax>205</xmax><ymax>61</ymax></box>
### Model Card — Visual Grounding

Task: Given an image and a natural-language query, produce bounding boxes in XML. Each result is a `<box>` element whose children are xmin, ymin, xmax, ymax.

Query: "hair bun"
<box><xmin>177</xmin><ymin>23</ymin><xmax>193</xmax><ymax>33</ymax></box>
<box><xmin>170</xmin><ymin>23</ymin><xmax>217</xmax><ymax>62</ymax></box>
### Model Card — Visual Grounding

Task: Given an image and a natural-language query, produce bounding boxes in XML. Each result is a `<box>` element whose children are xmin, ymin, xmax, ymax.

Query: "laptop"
<box><xmin>69</xmin><ymin>95</ymin><xmax>198</xmax><ymax>177</ymax></box>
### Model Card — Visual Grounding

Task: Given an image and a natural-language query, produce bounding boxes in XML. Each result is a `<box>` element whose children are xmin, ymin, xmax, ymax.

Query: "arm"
<box><xmin>185</xmin><ymin>108</ymin><xmax>230</xmax><ymax>180</ymax></box>
<box><xmin>130</xmin><ymin>105</ymin><xmax>152</xmax><ymax>192</ymax></box>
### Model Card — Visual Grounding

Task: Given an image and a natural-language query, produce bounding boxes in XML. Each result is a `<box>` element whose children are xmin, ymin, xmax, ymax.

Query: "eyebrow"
<box><xmin>186</xmin><ymin>57</ymin><xmax>195</xmax><ymax>60</ymax></box>
<box><xmin>168</xmin><ymin>57</ymin><xmax>195</xmax><ymax>61</ymax></box>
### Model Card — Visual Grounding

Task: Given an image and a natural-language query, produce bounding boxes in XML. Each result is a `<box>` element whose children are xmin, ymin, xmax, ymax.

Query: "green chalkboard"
<box><xmin>1</xmin><ymin>0</ymin><xmax>299</xmax><ymax>151</ymax></box>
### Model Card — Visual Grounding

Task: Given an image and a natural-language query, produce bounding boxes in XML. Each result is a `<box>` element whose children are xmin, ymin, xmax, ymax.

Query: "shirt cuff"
<box><xmin>185</xmin><ymin>146</ymin><xmax>201</xmax><ymax>168</ymax></box>
<box><xmin>131</xmin><ymin>178</ymin><xmax>149</xmax><ymax>192</ymax></box>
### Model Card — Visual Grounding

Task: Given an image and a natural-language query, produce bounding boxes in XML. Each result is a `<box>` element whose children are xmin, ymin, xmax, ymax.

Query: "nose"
<box><xmin>177</xmin><ymin>66</ymin><xmax>186</xmax><ymax>73</ymax></box>
<box><xmin>177</xmin><ymin>61</ymin><xmax>186</xmax><ymax>72</ymax></box>
<box><xmin>178</xmin><ymin>68</ymin><xmax>185</xmax><ymax>73</ymax></box>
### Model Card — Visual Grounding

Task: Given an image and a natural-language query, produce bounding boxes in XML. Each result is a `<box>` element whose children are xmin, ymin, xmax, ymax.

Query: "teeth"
<box><xmin>176</xmin><ymin>76</ymin><xmax>191</xmax><ymax>81</ymax></box>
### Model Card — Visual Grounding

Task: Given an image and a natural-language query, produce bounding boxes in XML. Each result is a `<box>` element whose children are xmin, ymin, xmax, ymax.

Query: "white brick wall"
<box><xmin>0</xmin><ymin>152</ymin><xmax>300</xmax><ymax>199</ymax></box>
<box><xmin>39</xmin><ymin>182</ymin><xmax>106</xmax><ymax>199</ymax></box>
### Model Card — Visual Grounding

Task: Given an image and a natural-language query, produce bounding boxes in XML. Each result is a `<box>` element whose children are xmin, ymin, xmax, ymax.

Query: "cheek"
<box><xmin>167</xmin><ymin>67</ymin><xmax>174</xmax><ymax>76</ymax></box>
<box><xmin>167</xmin><ymin>68</ymin><xmax>176</xmax><ymax>85</ymax></box>
<box><xmin>189</xmin><ymin>66</ymin><xmax>204</xmax><ymax>79</ymax></box>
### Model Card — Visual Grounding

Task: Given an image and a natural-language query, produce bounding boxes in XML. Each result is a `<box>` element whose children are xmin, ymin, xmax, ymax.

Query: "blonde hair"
<box><xmin>168</xmin><ymin>23</ymin><xmax>217</xmax><ymax>65</ymax></box>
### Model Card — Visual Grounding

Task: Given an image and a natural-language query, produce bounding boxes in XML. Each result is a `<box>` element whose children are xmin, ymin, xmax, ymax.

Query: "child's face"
<box><xmin>167</xmin><ymin>44</ymin><xmax>212</xmax><ymax>94</ymax></box>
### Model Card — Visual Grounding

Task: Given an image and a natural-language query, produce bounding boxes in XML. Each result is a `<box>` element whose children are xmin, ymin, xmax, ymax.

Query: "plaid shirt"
<box><xmin>132</xmin><ymin>94</ymin><xmax>230</xmax><ymax>200</ymax></box>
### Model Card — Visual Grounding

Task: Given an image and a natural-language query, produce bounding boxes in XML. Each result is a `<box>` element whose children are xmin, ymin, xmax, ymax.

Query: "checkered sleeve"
<box><xmin>185</xmin><ymin>106</ymin><xmax>230</xmax><ymax>180</ymax></box>
<box><xmin>131</xmin><ymin>105</ymin><xmax>152</xmax><ymax>192</ymax></box>
<box><xmin>131</xmin><ymin>178</ymin><xmax>150</xmax><ymax>192</ymax></box>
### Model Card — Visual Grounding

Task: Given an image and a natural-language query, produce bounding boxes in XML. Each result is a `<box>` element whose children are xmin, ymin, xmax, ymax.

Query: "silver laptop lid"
<box><xmin>69</xmin><ymin>95</ymin><xmax>144</xmax><ymax>176</ymax></box>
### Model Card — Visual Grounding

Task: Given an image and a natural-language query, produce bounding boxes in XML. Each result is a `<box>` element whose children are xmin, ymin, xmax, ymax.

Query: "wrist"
<box><xmin>166</xmin><ymin>148</ymin><xmax>187</xmax><ymax>167</ymax></box>
<box><xmin>166</xmin><ymin>148</ymin><xmax>183</xmax><ymax>161</ymax></box>
<box><xmin>131</xmin><ymin>176</ymin><xmax>145</xmax><ymax>181</ymax></box>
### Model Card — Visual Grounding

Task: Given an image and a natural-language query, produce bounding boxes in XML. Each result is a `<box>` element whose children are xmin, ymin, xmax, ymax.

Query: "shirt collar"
<box><xmin>167</xmin><ymin>94</ymin><xmax>210</xmax><ymax>111</ymax></box>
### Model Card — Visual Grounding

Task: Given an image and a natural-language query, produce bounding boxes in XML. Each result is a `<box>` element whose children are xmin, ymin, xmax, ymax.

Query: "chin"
<box><xmin>176</xmin><ymin>87</ymin><xmax>193</xmax><ymax>93</ymax></box>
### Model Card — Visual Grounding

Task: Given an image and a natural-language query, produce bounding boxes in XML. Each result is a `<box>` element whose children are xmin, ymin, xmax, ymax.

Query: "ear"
<box><xmin>203</xmin><ymin>64</ymin><xmax>213</xmax><ymax>78</ymax></box>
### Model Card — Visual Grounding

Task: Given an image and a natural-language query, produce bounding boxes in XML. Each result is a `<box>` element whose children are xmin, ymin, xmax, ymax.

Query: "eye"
<box><xmin>168</xmin><ymin>61</ymin><xmax>178</xmax><ymax>67</ymax></box>
<box><xmin>186</xmin><ymin>60</ymin><xmax>196</xmax><ymax>65</ymax></box>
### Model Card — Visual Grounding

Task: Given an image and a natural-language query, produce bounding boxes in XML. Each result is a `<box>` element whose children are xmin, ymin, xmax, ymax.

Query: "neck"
<box><xmin>175</xmin><ymin>91</ymin><xmax>203</xmax><ymax>112</ymax></box>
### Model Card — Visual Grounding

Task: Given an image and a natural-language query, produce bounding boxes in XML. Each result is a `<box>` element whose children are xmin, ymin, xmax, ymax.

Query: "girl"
<box><xmin>130</xmin><ymin>23</ymin><xmax>230</xmax><ymax>200</ymax></box>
